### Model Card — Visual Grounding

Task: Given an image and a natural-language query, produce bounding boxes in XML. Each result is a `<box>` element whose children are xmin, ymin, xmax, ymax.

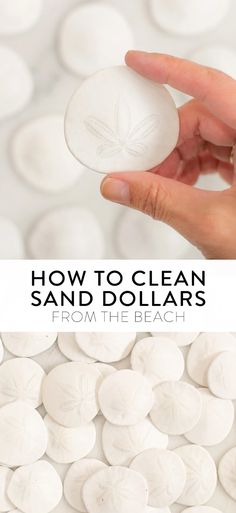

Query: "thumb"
<box><xmin>101</xmin><ymin>171</ymin><xmax>220</xmax><ymax>255</ymax></box>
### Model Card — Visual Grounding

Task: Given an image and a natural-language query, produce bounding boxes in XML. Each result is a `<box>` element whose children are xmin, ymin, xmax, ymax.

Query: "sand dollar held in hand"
<box><xmin>59</xmin><ymin>3</ymin><xmax>134</xmax><ymax>76</ymax></box>
<box><xmin>0</xmin><ymin>216</ymin><xmax>24</xmax><ymax>259</ymax></box>
<box><xmin>12</xmin><ymin>116</ymin><xmax>85</xmax><ymax>193</ymax></box>
<box><xmin>28</xmin><ymin>206</ymin><xmax>105</xmax><ymax>259</ymax></box>
<box><xmin>149</xmin><ymin>0</ymin><xmax>231</xmax><ymax>36</ymax></box>
<box><xmin>65</xmin><ymin>66</ymin><xmax>179</xmax><ymax>173</ymax></box>
<box><xmin>0</xmin><ymin>401</ymin><xmax>47</xmax><ymax>467</ymax></box>
<box><xmin>7</xmin><ymin>460</ymin><xmax>62</xmax><ymax>513</ymax></box>
<box><xmin>0</xmin><ymin>0</ymin><xmax>42</xmax><ymax>34</ymax></box>
<box><xmin>0</xmin><ymin>46</ymin><xmax>33</xmax><ymax>120</ymax></box>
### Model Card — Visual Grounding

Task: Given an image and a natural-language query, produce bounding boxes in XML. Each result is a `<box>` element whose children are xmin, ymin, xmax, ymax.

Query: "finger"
<box><xmin>126</xmin><ymin>51</ymin><xmax>236</xmax><ymax>129</ymax></box>
<box><xmin>100</xmin><ymin>171</ymin><xmax>222</xmax><ymax>254</ymax></box>
<box><xmin>206</xmin><ymin>143</ymin><xmax>233</xmax><ymax>163</ymax></box>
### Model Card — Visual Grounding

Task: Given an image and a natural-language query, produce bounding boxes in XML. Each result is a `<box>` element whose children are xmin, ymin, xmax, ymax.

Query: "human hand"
<box><xmin>101</xmin><ymin>51</ymin><xmax>236</xmax><ymax>259</ymax></box>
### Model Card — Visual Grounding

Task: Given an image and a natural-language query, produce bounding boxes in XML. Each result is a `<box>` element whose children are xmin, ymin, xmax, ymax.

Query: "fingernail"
<box><xmin>101</xmin><ymin>178</ymin><xmax>130</xmax><ymax>205</ymax></box>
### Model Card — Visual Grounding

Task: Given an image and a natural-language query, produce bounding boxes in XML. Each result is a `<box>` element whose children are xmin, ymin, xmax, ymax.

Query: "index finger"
<box><xmin>125</xmin><ymin>51</ymin><xmax>236</xmax><ymax>130</ymax></box>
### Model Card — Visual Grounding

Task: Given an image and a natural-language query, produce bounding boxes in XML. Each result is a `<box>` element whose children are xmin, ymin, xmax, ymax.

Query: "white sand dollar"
<box><xmin>187</xmin><ymin>332</ymin><xmax>236</xmax><ymax>386</ymax></box>
<box><xmin>0</xmin><ymin>358</ymin><xmax>45</xmax><ymax>408</ymax></box>
<box><xmin>64</xmin><ymin>458</ymin><xmax>107</xmax><ymax>512</ymax></box>
<box><xmin>98</xmin><ymin>369</ymin><xmax>154</xmax><ymax>426</ymax></box>
<box><xmin>75</xmin><ymin>332</ymin><xmax>136</xmax><ymax>363</ymax></box>
<box><xmin>28</xmin><ymin>206</ymin><xmax>105</xmax><ymax>259</ymax></box>
<box><xmin>190</xmin><ymin>45</ymin><xmax>236</xmax><ymax>80</ymax></box>
<box><xmin>116</xmin><ymin>209</ymin><xmax>192</xmax><ymax>259</ymax></box>
<box><xmin>146</xmin><ymin>508</ymin><xmax>171</xmax><ymax>513</ymax></box>
<box><xmin>0</xmin><ymin>0</ymin><xmax>42</xmax><ymax>34</ymax></box>
<box><xmin>181</xmin><ymin>508</ymin><xmax>223</xmax><ymax>513</ymax></box>
<box><xmin>65</xmin><ymin>66</ymin><xmax>179</xmax><ymax>173</ymax></box>
<box><xmin>12</xmin><ymin>116</ymin><xmax>84</xmax><ymax>194</ymax></box>
<box><xmin>1</xmin><ymin>332</ymin><xmax>57</xmax><ymax>357</ymax></box>
<box><xmin>149</xmin><ymin>0</ymin><xmax>231</xmax><ymax>36</ymax></box>
<box><xmin>151</xmin><ymin>332</ymin><xmax>199</xmax><ymax>347</ymax></box>
<box><xmin>185</xmin><ymin>388</ymin><xmax>234</xmax><ymax>446</ymax></box>
<box><xmin>150</xmin><ymin>381</ymin><xmax>202</xmax><ymax>435</ymax></box>
<box><xmin>218</xmin><ymin>447</ymin><xmax>236</xmax><ymax>501</ymax></box>
<box><xmin>102</xmin><ymin>418</ymin><xmax>168</xmax><ymax>466</ymax></box>
<box><xmin>7</xmin><ymin>460</ymin><xmax>62</xmax><ymax>513</ymax></box>
<box><xmin>0</xmin><ymin>217</ymin><xmax>24</xmax><ymax>259</ymax></box>
<box><xmin>0</xmin><ymin>466</ymin><xmax>13</xmax><ymax>512</ymax></box>
<box><xmin>83</xmin><ymin>465</ymin><xmax>148</xmax><ymax>513</ymax></box>
<box><xmin>131</xmin><ymin>336</ymin><xmax>184</xmax><ymax>386</ymax></box>
<box><xmin>207</xmin><ymin>351</ymin><xmax>236</xmax><ymax>399</ymax></box>
<box><xmin>0</xmin><ymin>46</ymin><xmax>33</xmax><ymax>120</ymax></box>
<box><xmin>45</xmin><ymin>414</ymin><xmax>96</xmax><ymax>464</ymax></box>
<box><xmin>58</xmin><ymin>333</ymin><xmax>95</xmax><ymax>363</ymax></box>
<box><xmin>130</xmin><ymin>448</ymin><xmax>186</xmax><ymax>507</ymax></box>
<box><xmin>59</xmin><ymin>3</ymin><xmax>133</xmax><ymax>76</ymax></box>
<box><xmin>42</xmin><ymin>362</ymin><xmax>101</xmax><ymax>427</ymax></box>
<box><xmin>174</xmin><ymin>445</ymin><xmax>217</xmax><ymax>506</ymax></box>
<box><xmin>0</xmin><ymin>401</ymin><xmax>47</xmax><ymax>466</ymax></box>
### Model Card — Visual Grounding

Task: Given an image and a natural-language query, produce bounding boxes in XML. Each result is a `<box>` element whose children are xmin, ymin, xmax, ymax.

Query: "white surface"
<box><xmin>0</xmin><ymin>0</ymin><xmax>42</xmax><ymax>35</ymax></box>
<box><xmin>102</xmin><ymin>418</ymin><xmax>168</xmax><ymax>466</ymax></box>
<box><xmin>150</xmin><ymin>381</ymin><xmax>202</xmax><ymax>435</ymax></box>
<box><xmin>45</xmin><ymin>414</ymin><xmax>96</xmax><ymax>464</ymax></box>
<box><xmin>189</xmin><ymin>44</ymin><xmax>236</xmax><ymax>79</ymax></box>
<box><xmin>64</xmin><ymin>459</ymin><xmax>107</xmax><ymax>512</ymax></box>
<box><xmin>0</xmin><ymin>0</ymin><xmax>234</xmax><ymax>258</ymax></box>
<box><xmin>0</xmin><ymin>45</ymin><xmax>33</xmax><ymax>121</ymax></box>
<box><xmin>174</xmin><ymin>445</ymin><xmax>217</xmax><ymax>506</ymax></box>
<box><xmin>0</xmin><ymin>357</ymin><xmax>45</xmax><ymax>408</ymax></box>
<box><xmin>98</xmin><ymin>369</ymin><xmax>154</xmax><ymax>425</ymax></box>
<box><xmin>28</xmin><ymin>206</ymin><xmax>105</xmax><ymax>259</ymax></box>
<box><xmin>131</xmin><ymin>336</ymin><xmax>184</xmax><ymax>386</ymax></box>
<box><xmin>83</xmin><ymin>466</ymin><xmax>148</xmax><ymax>513</ymax></box>
<box><xmin>42</xmin><ymin>362</ymin><xmax>101</xmax><ymax>427</ymax></box>
<box><xmin>59</xmin><ymin>3</ymin><xmax>134</xmax><ymax>76</ymax></box>
<box><xmin>7</xmin><ymin>460</ymin><xmax>62</xmax><ymax>513</ymax></box>
<box><xmin>65</xmin><ymin>66</ymin><xmax>179</xmax><ymax>173</ymax></box>
<box><xmin>12</xmin><ymin>115</ymin><xmax>85</xmax><ymax>193</ymax></box>
<box><xmin>75</xmin><ymin>332</ymin><xmax>136</xmax><ymax>363</ymax></box>
<box><xmin>1</xmin><ymin>332</ymin><xmax>57</xmax><ymax>357</ymax></box>
<box><xmin>130</xmin><ymin>448</ymin><xmax>186</xmax><ymax>507</ymax></box>
<box><xmin>0</xmin><ymin>400</ymin><xmax>47</xmax><ymax>466</ymax></box>
<box><xmin>149</xmin><ymin>0</ymin><xmax>231</xmax><ymax>36</ymax></box>
<box><xmin>0</xmin><ymin>216</ymin><xmax>25</xmax><ymax>259</ymax></box>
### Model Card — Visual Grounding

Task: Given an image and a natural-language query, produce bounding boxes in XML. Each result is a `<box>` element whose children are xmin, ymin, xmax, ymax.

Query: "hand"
<box><xmin>101</xmin><ymin>51</ymin><xmax>236</xmax><ymax>259</ymax></box>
